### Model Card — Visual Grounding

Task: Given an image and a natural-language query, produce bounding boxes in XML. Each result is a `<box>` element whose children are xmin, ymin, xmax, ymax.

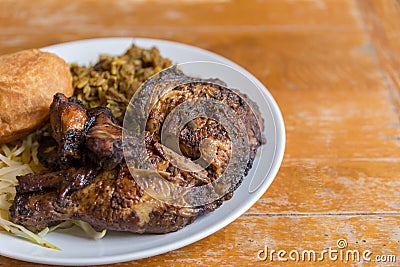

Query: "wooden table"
<box><xmin>0</xmin><ymin>0</ymin><xmax>399</xmax><ymax>266</ymax></box>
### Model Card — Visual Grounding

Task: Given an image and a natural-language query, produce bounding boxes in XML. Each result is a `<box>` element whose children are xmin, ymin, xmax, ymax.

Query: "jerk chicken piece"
<box><xmin>10</xmin><ymin>74</ymin><xmax>264</xmax><ymax>234</ymax></box>
<box><xmin>85</xmin><ymin>107</ymin><xmax>123</xmax><ymax>170</ymax></box>
<box><xmin>49</xmin><ymin>93</ymin><xmax>88</xmax><ymax>168</ymax></box>
<box><xmin>39</xmin><ymin>95</ymin><xmax>124</xmax><ymax>171</ymax></box>
<box><xmin>16</xmin><ymin>166</ymin><xmax>100</xmax><ymax>206</ymax></box>
<box><xmin>11</xmin><ymin>163</ymin><xmax>209</xmax><ymax>233</ymax></box>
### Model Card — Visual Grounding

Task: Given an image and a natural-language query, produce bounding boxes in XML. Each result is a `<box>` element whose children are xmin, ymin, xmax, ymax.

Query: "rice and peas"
<box><xmin>0</xmin><ymin>45</ymin><xmax>172</xmax><ymax>248</ymax></box>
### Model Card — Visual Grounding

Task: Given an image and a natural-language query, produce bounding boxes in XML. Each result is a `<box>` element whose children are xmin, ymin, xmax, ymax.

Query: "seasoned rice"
<box><xmin>70</xmin><ymin>44</ymin><xmax>172</xmax><ymax>122</ymax></box>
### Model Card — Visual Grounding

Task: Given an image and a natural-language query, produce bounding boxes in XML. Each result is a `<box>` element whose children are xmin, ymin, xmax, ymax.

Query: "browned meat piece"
<box><xmin>49</xmin><ymin>93</ymin><xmax>88</xmax><ymax>168</ymax></box>
<box><xmin>85</xmin><ymin>107</ymin><xmax>123</xmax><ymax>170</ymax></box>
<box><xmin>11</xmin><ymin>74</ymin><xmax>264</xmax><ymax>234</ymax></box>
<box><xmin>15</xmin><ymin>166</ymin><xmax>100</xmax><ymax>203</ymax></box>
<box><xmin>39</xmin><ymin>100</ymin><xmax>124</xmax><ymax>170</ymax></box>
<box><xmin>37</xmin><ymin>135</ymin><xmax>61</xmax><ymax>170</ymax></box>
<box><xmin>10</xmin><ymin>163</ymin><xmax>210</xmax><ymax>233</ymax></box>
<box><xmin>147</xmin><ymin>82</ymin><xmax>263</xmax><ymax>176</ymax></box>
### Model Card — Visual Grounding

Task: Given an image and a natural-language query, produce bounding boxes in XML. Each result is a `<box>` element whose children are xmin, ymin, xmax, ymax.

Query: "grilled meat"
<box><xmin>10</xmin><ymin>74</ymin><xmax>264</xmax><ymax>234</ymax></box>
<box><xmin>149</xmin><ymin>82</ymin><xmax>263</xmax><ymax>176</ymax></box>
<box><xmin>85</xmin><ymin>107</ymin><xmax>123</xmax><ymax>170</ymax></box>
<box><xmin>16</xmin><ymin>166</ymin><xmax>100</xmax><ymax>206</ymax></box>
<box><xmin>11</xmin><ymin>163</ymin><xmax>206</xmax><ymax>233</ymax></box>
<box><xmin>49</xmin><ymin>93</ymin><xmax>88</xmax><ymax>168</ymax></box>
<box><xmin>37</xmin><ymin>135</ymin><xmax>62</xmax><ymax>171</ymax></box>
<box><xmin>40</xmin><ymin>96</ymin><xmax>123</xmax><ymax>171</ymax></box>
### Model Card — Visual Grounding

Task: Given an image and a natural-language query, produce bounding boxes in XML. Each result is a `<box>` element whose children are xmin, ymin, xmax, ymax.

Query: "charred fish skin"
<box><xmin>11</xmin><ymin>70</ymin><xmax>264</xmax><ymax>234</ymax></box>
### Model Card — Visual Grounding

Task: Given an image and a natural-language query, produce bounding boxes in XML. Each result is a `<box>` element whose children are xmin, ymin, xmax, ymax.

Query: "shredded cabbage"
<box><xmin>0</xmin><ymin>133</ymin><xmax>106</xmax><ymax>250</ymax></box>
<box><xmin>38</xmin><ymin>221</ymin><xmax>106</xmax><ymax>239</ymax></box>
<box><xmin>0</xmin><ymin>136</ymin><xmax>36</xmax><ymax>220</ymax></box>
<box><xmin>0</xmin><ymin>217</ymin><xmax>60</xmax><ymax>251</ymax></box>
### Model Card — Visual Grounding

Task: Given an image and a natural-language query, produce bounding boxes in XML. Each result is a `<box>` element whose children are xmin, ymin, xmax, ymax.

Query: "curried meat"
<box><xmin>10</xmin><ymin>70</ymin><xmax>264</xmax><ymax>234</ymax></box>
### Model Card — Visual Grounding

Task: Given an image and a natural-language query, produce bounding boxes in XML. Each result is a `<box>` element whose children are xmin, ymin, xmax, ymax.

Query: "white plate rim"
<box><xmin>0</xmin><ymin>37</ymin><xmax>285</xmax><ymax>266</ymax></box>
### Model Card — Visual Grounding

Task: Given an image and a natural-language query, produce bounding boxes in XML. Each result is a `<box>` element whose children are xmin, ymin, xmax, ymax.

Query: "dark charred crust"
<box><xmin>37</xmin><ymin>135</ymin><xmax>62</xmax><ymax>170</ymax></box>
<box><xmin>48</xmin><ymin>93</ymin><xmax>89</xmax><ymax>169</ymax></box>
<box><xmin>57</xmin><ymin>167</ymin><xmax>101</xmax><ymax>205</ymax></box>
<box><xmin>58</xmin><ymin>129</ymin><xmax>85</xmax><ymax>166</ymax></box>
<box><xmin>85</xmin><ymin>106</ymin><xmax>124</xmax><ymax>170</ymax></box>
<box><xmin>16</xmin><ymin>172</ymin><xmax>64</xmax><ymax>194</ymax></box>
<box><xmin>10</xmin><ymin>191</ymin><xmax>66</xmax><ymax>232</ymax></box>
<box><xmin>87</xmin><ymin>106</ymin><xmax>121</xmax><ymax>126</ymax></box>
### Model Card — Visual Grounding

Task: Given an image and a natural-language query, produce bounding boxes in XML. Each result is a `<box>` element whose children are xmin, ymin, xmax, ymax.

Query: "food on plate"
<box><xmin>0</xmin><ymin>132</ymin><xmax>61</xmax><ymax>250</ymax></box>
<box><xmin>0</xmin><ymin>133</ymin><xmax>41</xmax><ymax>219</ymax></box>
<box><xmin>10</xmin><ymin>67</ymin><xmax>264</xmax><ymax>233</ymax></box>
<box><xmin>1</xmin><ymin>44</ymin><xmax>264</xmax><ymax>250</ymax></box>
<box><xmin>0</xmin><ymin>44</ymin><xmax>174</xmax><ymax>247</ymax></box>
<box><xmin>70</xmin><ymin>45</ymin><xmax>172</xmax><ymax>122</ymax></box>
<box><xmin>0</xmin><ymin>49</ymin><xmax>73</xmax><ymax>143</ymax></box>
<box><xmin>0</xmin><ymin>45</ymin><xmax>171</xmax><ymax>247</ymax></box>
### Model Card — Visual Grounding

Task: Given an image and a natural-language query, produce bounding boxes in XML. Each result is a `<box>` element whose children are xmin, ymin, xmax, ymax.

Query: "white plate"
<box><xmin>0</xmin><ymin>38</ymin><xmax>285</xmax><ymax>265</ymax></box>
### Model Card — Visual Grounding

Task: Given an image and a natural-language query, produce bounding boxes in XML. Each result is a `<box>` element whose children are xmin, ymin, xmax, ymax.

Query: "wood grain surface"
<box><xmin>0</xmin><ymin>0</ymin><xmax>399</xmax><ymax>266</ymax></box>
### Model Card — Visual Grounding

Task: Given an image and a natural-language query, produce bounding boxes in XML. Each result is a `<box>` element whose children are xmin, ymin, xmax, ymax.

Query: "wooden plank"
<box><xmin>1</xmin><ymin>215</ymin><xmax>398</xmax><ymax>267</ymax></box>
<box><xmin>356</xmin><ymin>0</ymin><xmax>400</xmax><ymax>109</ymax></box>
<box><xmin>188</xmin><ymin>31</ymin><xmax>400</xmax><ymax>160</ymax></box>
<box><xmin>0</xmin><ymin>0</ymin><xmax>359</xmax><ymax>53</ymax></box>
<box><xmin>0</xmin><ymin>0</ymin><xmax>358</xmax><ymax>30</ymax></box>
<box><xmin>96</xmin><ymin>215</ymin><xmax>400</xmax><ymax>266</ymax></box>
<box><xmin>251</xmin><ymin>161</ymin><xmax>400</xmax><ymax>213</ymax></box>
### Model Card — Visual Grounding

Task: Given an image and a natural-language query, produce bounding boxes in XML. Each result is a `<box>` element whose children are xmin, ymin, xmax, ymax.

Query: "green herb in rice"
<box><xmin>70</xmin><ymin>44</ymin><xmax>172</xmax><ymax>122</ymax></box>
